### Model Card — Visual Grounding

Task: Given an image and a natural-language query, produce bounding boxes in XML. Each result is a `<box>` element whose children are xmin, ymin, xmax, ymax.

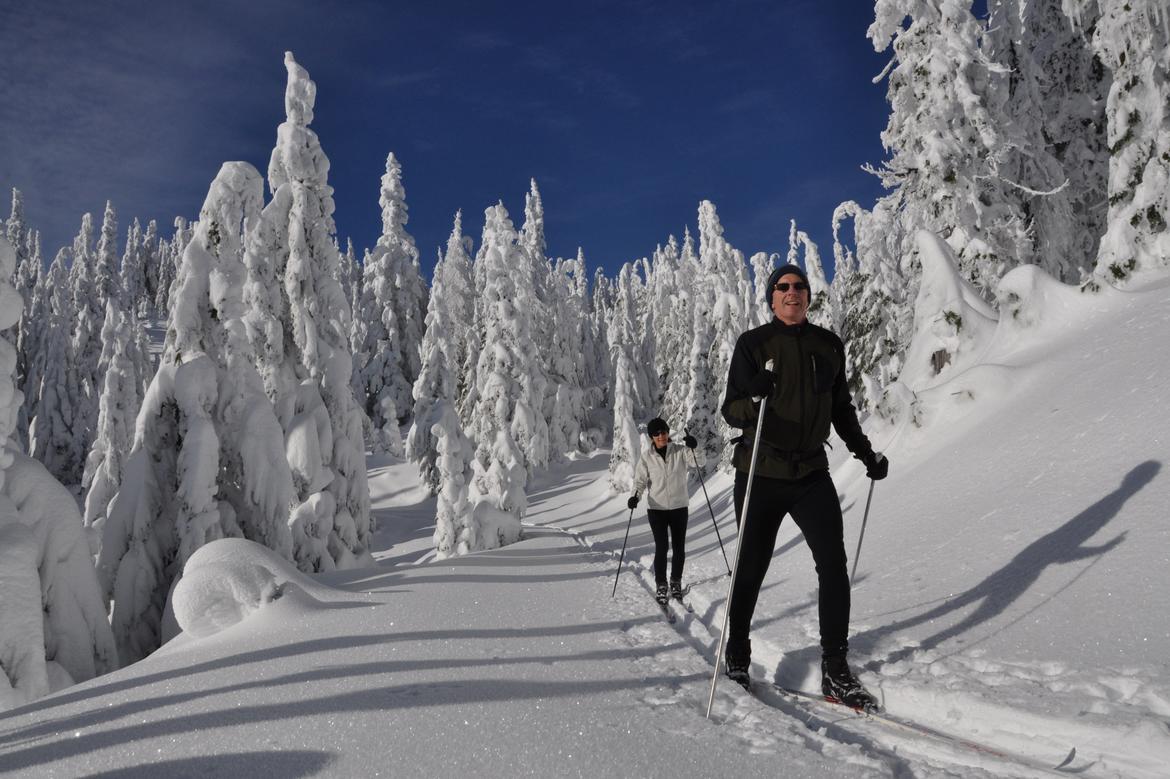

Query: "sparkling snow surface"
<box><xmin>2</xmin><ymin>278</ymin><xmax>1169</xmax><ymax>777</ymax></box>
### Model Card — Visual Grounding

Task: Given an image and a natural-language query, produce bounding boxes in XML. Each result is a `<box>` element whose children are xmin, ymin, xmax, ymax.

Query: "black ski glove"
<box><xmin>627</xmin><ymin>495</ymin><xmax>640</xmax><ymax>510</ymax></box>
<box><xmin>683</xmin><ymin>434</ymin><xmax>697</xmax><ymax>449</ymax></box>
<box><xmin>864</xmin><ymin>452</ymin><xmax>889</xmax><ymax>480</ymax></box>
<box><xmin>747</xmin><ymin>369</ymin><xmax>776</xmax><ymax>399</ymax></box>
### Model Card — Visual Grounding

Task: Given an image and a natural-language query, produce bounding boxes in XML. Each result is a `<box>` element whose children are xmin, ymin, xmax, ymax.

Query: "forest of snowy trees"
<box><xmin>2</xmin><ymin>1</ymin><xmax>1168</xmax><ymax>708</ymax></box>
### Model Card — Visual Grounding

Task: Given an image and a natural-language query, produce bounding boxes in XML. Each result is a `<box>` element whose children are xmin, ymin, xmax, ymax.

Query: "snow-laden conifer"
<box><xmin>65</xmin><ymin>213</ymin><xmax>102</xmax><ymax>484</ymax></box>
<box><xmin>94</xmin><ymin>201</ymin><xmax>120</xmax><ymax>309</ymax></box>
<box><xmin>5</xmin><ymin>189</ymin><xmax>27</xmax><ymax>270</ymax></box>
<box><xmin>30</xmin><ymin>249</ymin><xmax>84</xmax><ymax>484</ymax></box>
<box><xmin>607</xmin><ymin>265</ymin><xmax>644</xmax><ymax>492</ymax></box>
<box><xmin>546</xmin><ymin>252</ymin><xmax>589</xmax><ymax>457</ymax></box>
<box><xmin>0</xmin><ymin>236</ymin><xmax>118</xmax><ymax>710</ymax></box>
<box><xmin>659</xmin><ymin>233</ymin><xmax>699</xmax><ymax>426</ymax></box>
<box><xmin>140</xmin><ymin>219</ymin><xmax>161</xmax><ymax>317</ymax></box>
<box><xmin>982</xmin><ymin>1</ymin><xmax>1098</xmax><ymax>283</ymax></box>
<box><xmin>788</xmin><ymin>220</ymin><xmax>836</xmax><ymax>332</ymax></box>
<box><xmin>691</xmin><ymin>201</ymin><xmax>749</xmax><ymax>467</ymax></box>
<box><xmin>119</xmin><ymin>218</ymin><xmax>146</xmax><ymax>316</ymax></box>
<box><xmin>518</xmin><ymin>179</ymin><xmax>556</xmax><ymax>440</ymax></box>
<box><xmin>254</xmin><ymin>52</ymin><xmax>371</xmax><ymax>571</ymax></box>
<box><xmin>1071</xmin><ymin>1</ymin><xmax>1170</xmax><ymax>286</ymax></box>
<box><xmin>430</xmin><ymin>403</ymin><xmax>476</xmax><ymax>558</ymax></box>
<box><xmin>336</xmin><ymin>237</ymin><xmax>357</xmax><ymax>313</ymax></box>
<box><xmin>352</xmin><ymin>153</ymin><xmax>422</xmax><ymax>445</ymax></box>
<box><xmin>829</xmin><ymin>200</ymin><xmax>904</xmax><ymax>409</ymax></box>
<box><xmin>581</xmin><ymin>265</ymin><xmax>613</xmax><ymax>444</ymax></box>
<box><xmin>408</xmin><ymin>213</ymin><xmax>472</xmax><ymax>493</ymax></box>
<box><xmin>464</xmin><ymin>204</ymin><xmax>535</xmax><ymax>524</ymax></box>
<box><xmin>747</xmin><ymin>250</ymin><xmax>777</xmax><ymax>329</ymax></box>
<box><xmin>97</xmin><ymin>163</ymin><xmax>302</xmax><ymax>663</ymax></box>
<box><xmin>868</xmin><ymin>0</ymin><xmax>1033</xmax><ymax>298</ymax></box>
<box><xmin>81</xmin><ymin>304</ymin><xmax>143</xmax><ymax>549</ymax></box>
<box><xmin>154</xmin><ymin>216</ymin><xmax>191</xmax><ymax>317</ymax></box>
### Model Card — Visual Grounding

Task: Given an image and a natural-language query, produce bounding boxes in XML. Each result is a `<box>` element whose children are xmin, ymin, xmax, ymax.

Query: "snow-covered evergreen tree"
<box><xmin>691</xmin><ymin>201</ymin><xmax>749</xmax><ymax>468</ymax></box>
<box><xmin>5</xmin><ymin>189</ymin><xmax>27</xmax><ymax>271</ymax></box>
<box><xmin>788</xmin><ymin>220</ymin><xmax>837</xmax><ymax>332</ymax></box>
<box><xmin>93</xmin><ymin>201</ymin><xmax>120</xmax><ymax>310</ymax></box>
<box><xmin>518</xmin><ymin>179</ymin><xmax>557</xmax><ymax>445</ymax></box>
<box><xmin>430</xmin><ymin>403</ymin><xmax>476</xmax><ymax>558</ymax></box>
<box><xmin>119</xmin><ymin>218</ymin><xmax>147</xmax><ymax>316</ymax></box>
<box><xmin>98</xmin><ymin>163</ymin><xmax>302</xmax><ymax>663</ymax></box>
<box><xmin>256</xmin><ymin>52</ymin><xmax>371</xmax><ymax>570</ymax></box>
<box><xmin>352</xmin><ymin>152</ymin><xmax>423</xmax><ymax>445</ymax></box>
<box><xmin>581</xmin><ymin>264</ymin><xmax>613</xmax><ymax>445</ymax></box>
<box><xmin>80</xmin><ymin>304</ymin><xmax>143</xmax><ymax>548</ymax></box>
<box><xmin>154</xmin><ymin>216</ymin><xmax>191</xmax><ymax>317</ymax></box>
<box><xmin>829</xmin><ymin>200</ymin><xmax>905</xmax><ymax>409</ymax></box>
<box><xmin>336</xmin><ymin>237</ymin><xmax>358</xmax><ymax>312</ymax></box>
<box><xmin>657</xmin><ymin>234</ymin><xmax>697</xmax><ymax>427</ymax></box>
<box><xmin>29</xmin><ymin>249</ymin><xmax>84</xmax><ymax>484</ymax></box>
<box><xmin>1</xmin><ymin>235</ymin><xmax>118</xmax><ymax>709</ymax></box>
<box><xmin>546</xmin><ymin>252</ymin><xmax>589</xmax><ymax>457</ymax></box>
<box><xmin>747</xmin><ymin>250</ymin><xmax>777</xmax><ymax>329</ymax></box>
<box><xmin>868</xmin><ymin>0</ymin><xmax>1033</xmax><ymax>298</ymax></box>
<box><xmin>607</xmin><ymin>262</ymin><xmax>644</xmax><ymax>492</ymax></box>
<box><xmin>982</xmin><ymin>0</ymin><xmax>1097</xmax><ymax>283</ymax></box>
<box><xmin>1068</xmin><ymin>0</ymin><xmax>1170</xmax><ymax>286</ymax></box>
<box><xmin>464</xmin><ymin>204</ymin><xmax>535</xmax><ymax>523</ymax></box>
<box><xmin>140</xmin><ymin>219</ymin><xmax>161</xmax><ymax>317</ymax></box>
<box><xmin>404</xmin><ymin>212</ymin><xmax>472</xmax><ymax>491</ymax></box>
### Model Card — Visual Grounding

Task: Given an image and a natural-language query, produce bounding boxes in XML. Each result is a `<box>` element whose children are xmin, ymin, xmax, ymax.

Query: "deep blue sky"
<box><xmin>1</xmin><ymin>0</ymin><xmax>892</xmax><ymax>280</ymax></box>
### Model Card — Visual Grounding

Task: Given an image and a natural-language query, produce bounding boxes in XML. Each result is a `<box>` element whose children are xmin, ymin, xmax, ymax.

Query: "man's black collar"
<box><xmin>770</xmin><ymin>317</ymin><xmax>808</xmax><ymax>335</ymax></box>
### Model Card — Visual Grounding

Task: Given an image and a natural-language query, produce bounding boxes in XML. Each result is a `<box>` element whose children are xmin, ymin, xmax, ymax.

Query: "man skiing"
<box><xmin>720</xmin><ymin>264</ymin><xmax>888</xmax><ymax>709</ymax></box>
<box><xmin>628</xmin><ymin>417</ymin><xmax>705</xmax><ymax>606</ymax></box>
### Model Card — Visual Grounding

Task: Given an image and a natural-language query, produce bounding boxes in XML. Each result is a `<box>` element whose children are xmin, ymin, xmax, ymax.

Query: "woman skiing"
<box><xmin>628</xmin><ymin>417</ymin><xmax>705</xmax><ymax>605</ymax></box>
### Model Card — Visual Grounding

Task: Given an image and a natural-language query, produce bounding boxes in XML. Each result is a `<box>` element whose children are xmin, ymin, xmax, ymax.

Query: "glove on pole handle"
<box><xmin>612</xmin><ymin>506</ymin><xmax>636</xmax><ymax>598</ymax></box>
<box><xmin>849</xmin><ymin>478</ymin><xmax>876</xmax><ymax>587</ymax></box>
<box><xmin>686</xmin><ymin>427</ymin><xmax>731</xmax><ymax>576</ymax></box>
<box><xmin>706</xmin><ymin>358</ymin><xmax>773</xmax><ymax>720</ymax></box>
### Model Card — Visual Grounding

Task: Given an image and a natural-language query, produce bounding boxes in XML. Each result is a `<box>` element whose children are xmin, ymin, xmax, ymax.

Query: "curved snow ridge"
<box><xmin>171</xmin><ymin>538</ymin><xmax>357</xmax><ymax>640</ymax></box>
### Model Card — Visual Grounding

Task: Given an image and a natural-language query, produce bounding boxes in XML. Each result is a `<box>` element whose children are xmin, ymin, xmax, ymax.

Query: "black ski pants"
<box><xmin>646</xmin><ymin>507</ymin><xmax>688</xmax><ymax>585</ymax></box>
<box><xmin>729</xmin><ymin>468</ymin><xmax>850</xmax><ymax>657</ymax></box>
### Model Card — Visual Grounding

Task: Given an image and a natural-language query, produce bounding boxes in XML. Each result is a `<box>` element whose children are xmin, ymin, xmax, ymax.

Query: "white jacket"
<box><xmin>633</xmin><ymin>443</ymin><xmax>706</xmax><ymax>510</ymax></box>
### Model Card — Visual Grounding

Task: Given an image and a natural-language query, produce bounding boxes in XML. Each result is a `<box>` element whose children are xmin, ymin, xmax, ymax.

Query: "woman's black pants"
<box><xmin>646</xmin><ymin>507</ymin><xmax>688</xmax><ymax>585</ymax></box>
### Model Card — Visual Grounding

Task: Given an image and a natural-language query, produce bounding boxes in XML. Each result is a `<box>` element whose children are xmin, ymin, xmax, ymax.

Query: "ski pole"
<box><xmin>686</xmin><ymin>428</ymin><xmax>731</xmax><ymax>576</ymax></box>
<box><xmin>611</xmin><ymin>505</ymin><xmax>636</xmax><ymax>598</ymax></box>
<box><xmin>849</xmin><ymin>478</ymin><xmax>876</xmax><ymax>586</ymax></box>
<box><xmin>707</xmin><ymin>359</ymin><xmax>773</xmax><ymax>720</ymax></box>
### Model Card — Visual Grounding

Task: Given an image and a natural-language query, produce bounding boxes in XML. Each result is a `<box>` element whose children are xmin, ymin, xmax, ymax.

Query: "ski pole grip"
<box><xmin>752</xmin><ymin>359</ymin><xmax>775</xmax><ymax>402</ymax></box>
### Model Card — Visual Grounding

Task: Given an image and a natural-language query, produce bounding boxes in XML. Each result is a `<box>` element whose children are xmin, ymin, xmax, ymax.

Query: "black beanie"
<box><xmin>764</xmin><ymin>263</ymin><xmax>810</xmax><ymax>305</ymax></box>
<box><xmin>646</xmin><ymin>417</ymin><xmax>669</xmax><ymax>437</ymax></box>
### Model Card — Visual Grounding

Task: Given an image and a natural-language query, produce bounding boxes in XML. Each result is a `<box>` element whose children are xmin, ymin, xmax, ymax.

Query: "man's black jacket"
<box><xmin>721</xmin><ymin>317</ymin><xmax>874</xmax><ymax>480</ymax></box>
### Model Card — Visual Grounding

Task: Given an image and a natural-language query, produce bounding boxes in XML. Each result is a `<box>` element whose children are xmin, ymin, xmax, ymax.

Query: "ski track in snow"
<box><xmin>544</xmin><ymin>512</ymin><xmax>1093</xmax><ymax>778</ymax></box>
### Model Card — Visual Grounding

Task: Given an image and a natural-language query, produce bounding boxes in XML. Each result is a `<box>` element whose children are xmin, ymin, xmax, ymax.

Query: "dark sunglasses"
<box><xmin>774</xmin><ymin>281</ymin><xmax>809</xmax><ymax>292</ymax></box>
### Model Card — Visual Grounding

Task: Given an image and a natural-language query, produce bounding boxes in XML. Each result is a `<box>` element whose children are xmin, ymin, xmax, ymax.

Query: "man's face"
<box><xmin>770</xmin><ymin>273</ymin><xmax>810</xmax><ymax>324</ymax></box>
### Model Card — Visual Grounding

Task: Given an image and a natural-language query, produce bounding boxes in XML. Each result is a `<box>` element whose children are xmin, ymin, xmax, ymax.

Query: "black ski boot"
<box><xmin>669</xmin><ymin>579</ymin><xmax>685</xmax><ymax>601</ymax></box>
<box><xmin>655</xmin><ymin>583</ymin><xmax>670</xmax><ymax>606</ymax></box>
<box><xmin>724</xmin><ymin>639</ymin><xmax>752</xmax><ymax>690</ymax></box>
<box><xmin>821</xmin><ymin>654</ymin><xmax>879</xmax><ymax>712</ymax></box>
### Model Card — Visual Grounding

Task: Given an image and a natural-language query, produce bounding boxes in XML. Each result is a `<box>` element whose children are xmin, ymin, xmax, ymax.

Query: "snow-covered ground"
<box><xmin>1</xmin><ymin>278</ymin><xmax>1168</xmax><ymax>777</ymax></box>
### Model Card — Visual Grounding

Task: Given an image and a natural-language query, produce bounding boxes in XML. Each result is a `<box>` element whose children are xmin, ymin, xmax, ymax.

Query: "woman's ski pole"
<box><xmin>706</xmin><ymin>359</ymin><xmax>773</xmax><ymax>719</ymax></box>
<box><xmin>611</xmin><ymin>506</ymin><xmax>636</xmax><ymax>598</ymax></box>
<box><xmin>686</xmin><ymin>428</ymin><xmax>731</xmax><ymax>576</ymax></box>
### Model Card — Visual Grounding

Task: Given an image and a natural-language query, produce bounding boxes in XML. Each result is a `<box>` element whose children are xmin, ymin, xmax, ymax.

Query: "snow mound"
<box><xmin>171</xmin><ymin>538</ymin><xmax>341</xmax><ymax>639</ymax></box>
